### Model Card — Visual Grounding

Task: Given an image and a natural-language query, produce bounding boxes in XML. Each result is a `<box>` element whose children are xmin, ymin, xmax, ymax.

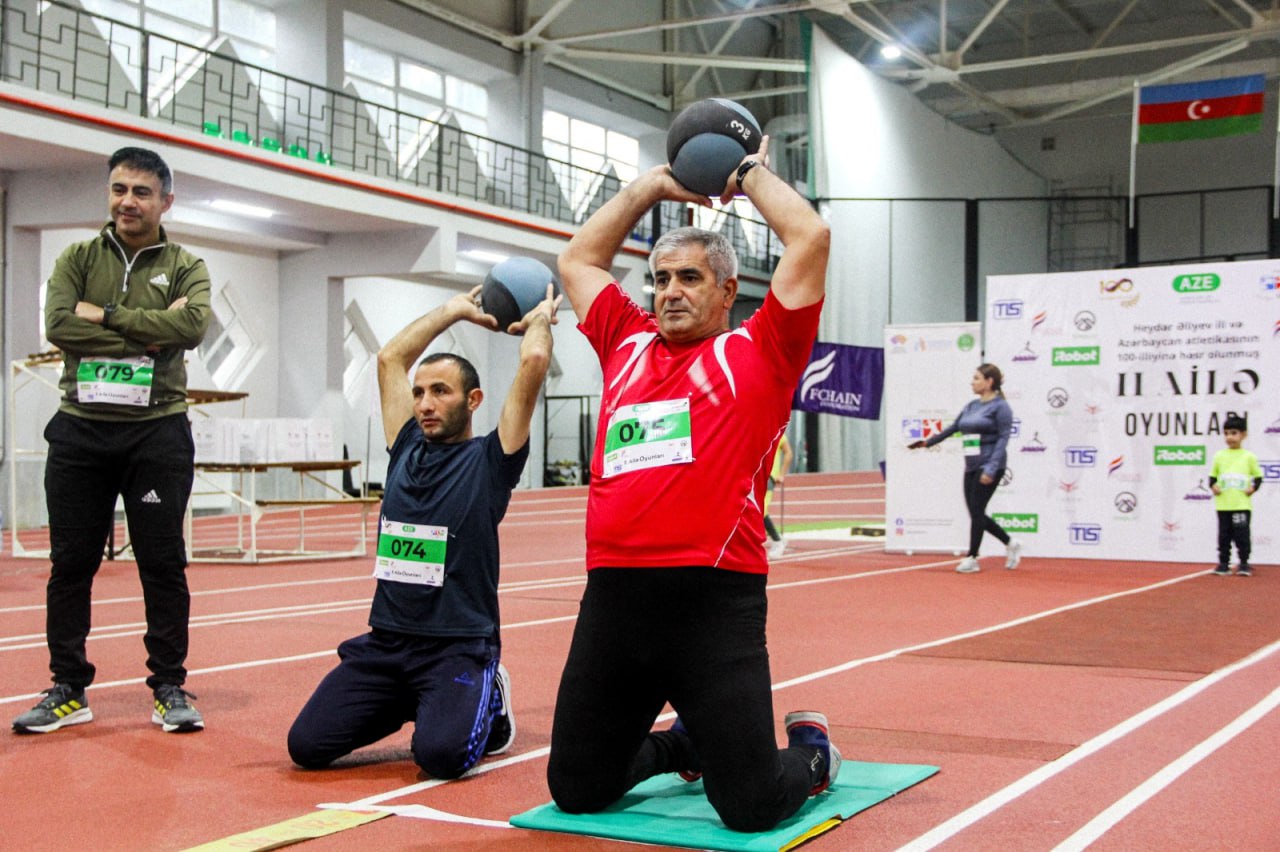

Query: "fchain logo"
<box><xmin>993</xmin><ymin>299</ymin><xmax>1023</xmax><ymax>319</ymax></box>
<box><xmin>1261</xmin><ymin>460</ymin><xmax>1280</xmax><ymax>482</ymax></box>
<box><xmin>1052</xmin><ymin>346</ymin><xmax>1101</xmax><ymax>366</ymax></box>
<box><xmin>1154</xmin><ymin>445</ymin><xmax>1205</xmax><ymax>465</ymax></box>
<box><xmin>1064</xmin><ymin>446</ymin><xmax>1097</xmax><ymax>467</ymax></box>
<box><xmin>1069</xmin><ymin>523</ymin><xmax>1102</xmax><ymax>545</ymax></box>
<box><xmin>993</xmin><ymin>513</ymin><xmax>1038</xmax><ymax>532</ymax></box>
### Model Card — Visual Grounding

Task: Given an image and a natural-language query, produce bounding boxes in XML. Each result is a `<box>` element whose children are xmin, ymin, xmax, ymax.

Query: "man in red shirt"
<box><xmin>547</xmin><ymin>139</ymin><xmax>837</xmax><ymax>832</ymax></box>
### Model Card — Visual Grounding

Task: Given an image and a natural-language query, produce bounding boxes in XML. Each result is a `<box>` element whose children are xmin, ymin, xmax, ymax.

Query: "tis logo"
<box><xmin>1261</xmin><ymin>460</ymin><xmax>1280</xmax><ymax>482</ymax></box>
<box><xmin>1115</xmin><ymin>492</ymin><xmax>1137</xmax><ymax>513</ymax></box>
<box><xmin>993</xmin><ymin>299</ymin><xmax>1023</xmax><ymax>319</ymax></box>
<box><xmin>1064</xmin><ymin>446</ymin><xmax>1097</xmax><ymax>467</ymax></box>
<box><xmin>1069</xmin><ymin>523</ymin><xmax>1102</xmax><ymax>545</ymax></box>
<box><xmin>1010</xmin><ymin>418</ymin><xmax>1021</xmax><ymax>438</ymax></box>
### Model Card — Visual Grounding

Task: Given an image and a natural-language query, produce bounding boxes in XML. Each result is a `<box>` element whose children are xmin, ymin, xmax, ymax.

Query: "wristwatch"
<box><xmin>735</xmin><ymin>159</ymin><xmax>760</xmax><ymax>191</ymax></box>
<box><xmin>102</xmin><ymin>302</ymin><xmax>116</xmax><ymax>328</ymax></box>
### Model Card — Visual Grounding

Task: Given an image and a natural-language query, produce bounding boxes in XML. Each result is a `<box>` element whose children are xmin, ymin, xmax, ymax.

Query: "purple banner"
<box><xmin>791</xmin><ymin>341</ymin><xmax>884</xmax><ymax>419</ymax></box>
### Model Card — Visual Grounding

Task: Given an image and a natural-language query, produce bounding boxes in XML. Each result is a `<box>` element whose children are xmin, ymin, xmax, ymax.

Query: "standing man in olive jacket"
<box><xmin>12</xmin><ymin>147</ymin><xmax>212</xmax><ymax>735</ymax></box>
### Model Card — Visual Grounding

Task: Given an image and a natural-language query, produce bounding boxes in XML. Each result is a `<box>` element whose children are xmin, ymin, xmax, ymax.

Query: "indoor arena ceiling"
<box><xmin>400</xmin><ymin>0</ymin><xmax>1280</xmax><ymax>133</ymax></box>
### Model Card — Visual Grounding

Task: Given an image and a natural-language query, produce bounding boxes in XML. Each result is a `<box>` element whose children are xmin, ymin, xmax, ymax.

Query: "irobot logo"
<box><xmin>993</xmin><ymin>513</ymin><xmax>1038</xmax><ymax>533</ymax></box>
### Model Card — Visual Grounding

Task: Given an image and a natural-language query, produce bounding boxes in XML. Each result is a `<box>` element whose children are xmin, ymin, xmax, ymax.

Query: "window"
<box><xmin>72</xmin><ymin>0</ymin><xmax>276</xmax><ymax>67</ymax></box>
<box><xmin>543</xmin><ymin>110</ymin><xmax>639</xmax><ymax>218</ymax></box>
<box><xmin>344</xmin><ymin>40</ymin><xmax>490</xmax><ymax>149</ymax></box>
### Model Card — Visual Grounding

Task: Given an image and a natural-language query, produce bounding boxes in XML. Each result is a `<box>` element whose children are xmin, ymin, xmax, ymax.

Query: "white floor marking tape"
<box><xmin>898</xmin><ymin>637</ymin><xmax>1280</xmax><ymax>851</ymax></box>
<box><xmin>1051</xmin><ymin>683</ymin><xmax>1280</xmax><ymax>852</ymax></box>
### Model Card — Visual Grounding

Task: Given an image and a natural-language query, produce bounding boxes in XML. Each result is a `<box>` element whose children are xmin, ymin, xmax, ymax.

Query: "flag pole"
<box><xmin>1129</xmin><ymin>80</ymin><xmax>1139</xmax><ymax>229</ymax></box>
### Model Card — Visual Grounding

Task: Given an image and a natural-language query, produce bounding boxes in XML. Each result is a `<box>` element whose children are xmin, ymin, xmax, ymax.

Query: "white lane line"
<box><xmin>1051</xmin><ymin>683</ymin><xmax>1280</xmax><ymax>852</ymax></box>
<box><xmin>0</xmin><ymin>614</ymin><xmax>581</xmax><ymax>706</ymax></box>
<box><xmin>897</xmin><ymin>636</ymin><xmax>1280</xmax><ymax>852</ymax></box>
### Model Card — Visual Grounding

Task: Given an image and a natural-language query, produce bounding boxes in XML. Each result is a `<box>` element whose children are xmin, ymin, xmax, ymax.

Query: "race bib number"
<box><xmin>601</xmin><ymin>398</ymin><xmax>693</xmax><ymax>478</ymax></box>
<box><xmin>76</xmin><ymin>356</ymin><xmax>154</xmax><ymax>406</ymax></box>
<box><xmin>373</xmin><ymin>519</ymin><xmax>447</xmax><ymax>586</ymax></box>
<box><xmin>963</xmin><ymin>436</ymin><xmax>981</xmax><ymax>456</ymax></box>
<box><xmin>1219</xmin><ymin>472</ymin><xmax>1249</xmax><ymax>491</ymax></box>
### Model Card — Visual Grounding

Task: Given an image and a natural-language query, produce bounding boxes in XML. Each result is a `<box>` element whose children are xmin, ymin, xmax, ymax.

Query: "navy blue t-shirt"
<box><xmin>368</xmin><ymin>419</ymin><xmax>529</xmax><ymax>638</ymax></box>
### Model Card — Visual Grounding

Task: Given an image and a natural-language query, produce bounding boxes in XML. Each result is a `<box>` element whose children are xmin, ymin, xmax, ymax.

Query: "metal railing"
<box><xmin>0</xmin><ymin>0</ymin><xmax>779</xmax><ymax>275</ymax></box>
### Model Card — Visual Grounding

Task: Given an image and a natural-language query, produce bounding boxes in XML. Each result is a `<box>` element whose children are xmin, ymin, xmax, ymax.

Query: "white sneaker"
<box><xmin>1005</xmin><ymin>540</ymin><xmax>1023</xmax><ymax>570</ymax></box>
<box><xmin>956</xmin><ymin>557</ymin><xmax>980</xmax><ymax>573</ymax></box>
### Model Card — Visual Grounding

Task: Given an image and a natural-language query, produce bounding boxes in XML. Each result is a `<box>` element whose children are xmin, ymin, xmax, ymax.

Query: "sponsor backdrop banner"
<box><xmin>792</xmin><ymin>341</ymin><xmax>885</xmax><ymax>419</ymax></box>
<box><xmin>884</xmin><ymin>323</ymin><xmax>983</xmax><ymax>553</ymax></box>
<box><xmin>985</xmin><ymin>259</ymin><xmax>1278</xmax><ymax>563</ymax></box>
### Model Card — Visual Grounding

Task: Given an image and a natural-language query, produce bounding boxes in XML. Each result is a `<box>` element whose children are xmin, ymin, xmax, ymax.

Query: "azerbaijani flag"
<box><xmin>1138</xmin><ymin>74</ymin><xmax>1265</xmax><ymax>143</ymax></box>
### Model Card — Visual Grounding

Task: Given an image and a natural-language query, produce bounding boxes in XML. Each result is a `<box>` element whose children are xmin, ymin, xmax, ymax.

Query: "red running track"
<box><xmin>0</xmin><ymin>471</ymin><xmax>1276</xmax><ymax>851</ymax></box>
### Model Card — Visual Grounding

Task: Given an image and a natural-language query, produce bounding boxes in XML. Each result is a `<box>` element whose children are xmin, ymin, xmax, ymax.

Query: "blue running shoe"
<box><xmin>784</xmin><ymin>710</ymin><xmax>841</xmax><ymax>795</ymax></box>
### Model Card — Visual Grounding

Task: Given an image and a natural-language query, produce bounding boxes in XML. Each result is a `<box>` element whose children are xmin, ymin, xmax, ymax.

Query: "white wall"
<box><xmin>810</xmin><ymin>26</ymin><xmax>1048</xmax><ymax>471</ymax></box>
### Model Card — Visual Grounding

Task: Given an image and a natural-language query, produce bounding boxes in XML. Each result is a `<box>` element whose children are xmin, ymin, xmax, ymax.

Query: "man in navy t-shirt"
<box><xmin>287</xmin><ymin>282</ymin><xmax>558</xmax><ymax>778</ymax></box>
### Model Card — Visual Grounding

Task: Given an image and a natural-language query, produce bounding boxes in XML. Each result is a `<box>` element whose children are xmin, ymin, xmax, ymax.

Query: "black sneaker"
<box><xmin>1213</xmin><ymin>565</ymin><xmax>1231</xmax><ymax>576</ymax></box>
<box><xmin>785</xmin><ymin>711</ymin><xmax>842</xmax><ymax>795</ymax></box>
<box><xmin>12</xmin><ymin>684</ymin><xmax>93</xmax><ymax>733</ymax></box>
<box><xmin>1237</xmin><ymin>564</ymin><xmax>1253</xmax><ymax>577</ymax></box>
<box><xmin>152</xmin><ymin>685</ymin><xmax>204</xmax><ymax>733</ymax></box>
<box><xmin>484</xmin><ymin>664</ymin><xmax>515</xmax><ymax>755</ymax></box>
<box><xmin>669</xmin><ymin>717</ymin><xmax>702</xmax><ymax>782</ymax></box>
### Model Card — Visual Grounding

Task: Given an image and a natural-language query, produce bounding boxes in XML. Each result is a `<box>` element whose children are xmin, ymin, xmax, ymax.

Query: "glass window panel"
<box><xmin>543</xmin><ymin>110</ymin><xmax>568</xmax><ymax>142</ymax></box>
<box><xmin>571</xmin><ymin>118</ymin><xmax>605</xmax><ymax>154</ymax></box>
<box><xmin>346</xmin><ymin>77</ymin><xmax>395</xmax><ymax>110</ymax></box>
<box><xmin>446</xmin><ymin>76</ymin><xmax>486</xmax><ymax>116</ymax></box>
<box><xmin>344</xmin><ymin>40</ymin><xmax>394</xmax><ymax>85</ymax></box>
<box><xmin>543</xmin><ymin>140</ymin><xmax>568</xmax><ymax>163</ymax></box>
<box><xmin>400</xmin><ymin>61</ymin><xmax>443</xmax><ymax>100</ymax></box>
<box><xmin>147</xmin><ymin>0</ymin><xmax>213</xmax><ymax>25</ymax></box>
<box><xmin>607</xmin><ymin>132</ymin><xmax>638</xmax><ymax>166</ymax></box>
<box><xmin>78</xmin><ymin>0</ymin><xmax>141</xmax><ymax>24</ymax></box>
<box><xmin>225</xmin><ymin>38</ymin><xmax>272</xmax><ymax>69</ymax></box>
<box><xmin>144</xmin><ymin>12</ymin><xmax>212</xmax><ymax>45</ymax></box>
<box><xmin>219</xmin><ymin>0</ymin><xmax>275</xmax><ymax>46</ymax></box>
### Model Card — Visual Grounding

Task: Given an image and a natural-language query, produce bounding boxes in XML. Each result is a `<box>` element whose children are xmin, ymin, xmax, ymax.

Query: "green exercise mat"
<box><xmin>510</xmin><ymin>761</ymin><xmax>938</xmax><ymax>852</ymax></box>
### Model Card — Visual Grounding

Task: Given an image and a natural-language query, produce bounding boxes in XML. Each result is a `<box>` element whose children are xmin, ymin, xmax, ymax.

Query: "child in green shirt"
<box><xmin>1209</xmin><ymin>415</ymin><xmax>1263</xmax><ymax>576</ymax></box>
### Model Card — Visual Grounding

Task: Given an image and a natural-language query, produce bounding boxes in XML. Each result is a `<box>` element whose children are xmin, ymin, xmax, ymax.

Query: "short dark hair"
<box><xmin>109</xmin><ymin>147</ymin><xmax>173</xmax><ymax>195</ymax></box>
<box><xmin>418</xmin><ymin>352</ymin><xmax>480</xmax><ymax>395</ymax></box>
<box><xmin>1223</xmin><ymin>414</ymin><xmax>1247</xmax><ymax>432</ymax></box>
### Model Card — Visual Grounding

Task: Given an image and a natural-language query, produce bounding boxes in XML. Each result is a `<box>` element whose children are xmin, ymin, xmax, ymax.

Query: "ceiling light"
<box><xmin>880</xmin><ymin>44</ymin><xmax>902</xmax><ymax>61</ymax></box>
<box><xmin>461</xmin><ymin>249</ymin><xmax>510</xmax><ymax>264</ymax></box>
<box><xmin>209</xmin><ymin>199</ymin><xmax>275</xmax><ymax>219</ymax></box>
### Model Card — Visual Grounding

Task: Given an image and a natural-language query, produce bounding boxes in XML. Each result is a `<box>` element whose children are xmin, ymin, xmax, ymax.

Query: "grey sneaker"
<box><xmin>152</xmin><ymin>685</ymin><xmax>204</xmax><ymax>733</ymax></box>
<box><xmin>484</xmin><ymin>663</ymin><xmax>515</xmax><ymax>755</ymax></box>
<box><xmin>13</xmin><ymin>684</ymin><xmax>93</xmax><ymax>734</ymax></box>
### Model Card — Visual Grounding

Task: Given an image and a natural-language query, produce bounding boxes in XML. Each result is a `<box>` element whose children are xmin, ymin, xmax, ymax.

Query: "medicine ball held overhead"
<box><xmin>666</xmin><ymin>98</ymin><xmax>762</xmax><ymax>196</ymax></box>
<box><xmin>481</xmin><ymin>257</ymin><xmax>559</xmax><ymax>332</ymax></box>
